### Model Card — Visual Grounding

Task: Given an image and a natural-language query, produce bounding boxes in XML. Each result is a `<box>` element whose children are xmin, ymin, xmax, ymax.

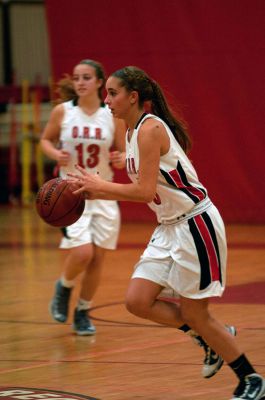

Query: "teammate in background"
<box><xmin>40</xmin><ymin>59</ymin><xmax>126</xmax><ymax>335</ymax></box>
<box><xmin>69</xmin><ymin>66</ymin><xmax>265</xmax><ymax>399</ymax></box>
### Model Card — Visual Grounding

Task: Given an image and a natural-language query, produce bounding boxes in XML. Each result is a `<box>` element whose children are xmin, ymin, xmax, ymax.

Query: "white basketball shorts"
<box><xmin>132</xmin><ymin>203</ymin><xmax>227</xmax><ymax>299</ymax></box>
<box><xmin>59</xmin><ymin>199</ymin><xmax>120</xmax><ymax>250</ymax></box>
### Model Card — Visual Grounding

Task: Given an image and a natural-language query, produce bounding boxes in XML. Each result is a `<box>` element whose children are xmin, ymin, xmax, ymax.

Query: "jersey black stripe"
<box><xmin>160</xmin><ymin>168</ymin><xmax>201</xmax><ymax>203</ymax></box>
<box><xmin>188</xmin><ymin>218</ymin><xmax>211</xmax><ymax>290</ymax></box>
<box><xmin>177</xmin><ymin>162</ymin><xmax>207</xmax><ymax>198</ymax></box>
<box><xmin>201</xmin><ymin>212</ymin><xmax>222</xmax><ymax>285</ymax></box>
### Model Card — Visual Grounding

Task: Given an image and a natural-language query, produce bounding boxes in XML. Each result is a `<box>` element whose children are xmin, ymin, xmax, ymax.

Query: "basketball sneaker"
<box><xmin>73</xmin><ymin>308</ymin><xmax>96</xmax><ymax>336</ymax></box>
<box><xmin>231</xmin><ymin>373</ymin><xmax>265</xmax><ymax>399</ymax></box>
<box><xmin>188</xmin><ymin>325</ymin><xmax>237</xmax><ymax>378</ymax></box>
<box><xmin>49</xmin><ymin>280</ymin><xmax>72</xmax><ymax>323</ymax></box>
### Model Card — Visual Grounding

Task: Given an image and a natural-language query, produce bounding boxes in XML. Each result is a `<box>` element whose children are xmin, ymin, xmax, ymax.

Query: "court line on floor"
<box><xmin>0</xmin><ymin>335</ymin><xmax>190</xmax><ymax>375</ymax></box>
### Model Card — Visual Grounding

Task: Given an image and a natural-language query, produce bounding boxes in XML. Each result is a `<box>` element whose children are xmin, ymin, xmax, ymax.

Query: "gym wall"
<box><xmin>45</xmin><ymin>0</ymin><xmax>265</xmax><ymax>223</ymax></box>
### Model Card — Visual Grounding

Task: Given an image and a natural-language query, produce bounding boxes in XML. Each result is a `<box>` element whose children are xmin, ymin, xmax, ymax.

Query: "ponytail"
<box><xmin>149</xmin><ymin>80</ymin><xmax>191</xmax><ymax>153</ymax></box>
<box><xmin>111</xmin><ymin>66</ymin><xmax>191</xmax><ymax>153</ymax></box>
<box><xmin>54</xmin><ymin>74</ymin><xmax>77</xmax><ymax>104</ymax></box>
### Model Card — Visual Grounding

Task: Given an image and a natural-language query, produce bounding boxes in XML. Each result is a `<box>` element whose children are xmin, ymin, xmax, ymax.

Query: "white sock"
<box><xmin>77</xmin><ymin>298</ymin><xmax>93</xmax><ymax>311</ymax></box>
<box><xmin>61</xmin><ymin>276</ymin><xmax>75</xmax><ymax>288</ymax></box>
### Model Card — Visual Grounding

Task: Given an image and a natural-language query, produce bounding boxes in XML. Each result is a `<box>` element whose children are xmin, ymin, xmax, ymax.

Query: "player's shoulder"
<box><xmin>50</xmin><ymin>102</ymin><xmax>65</xmax><ymax>119</ymax></box>
<box><xmin>53</xmin><ymin>100</ymin><xmax>74</xmax><ymax>113</ymax></box>
<box><xmin>63</xmin><ymin>99</ymin><xmax>76</xmax><ymax>110</ymax></box>
<box><xmin>140</xmin><ymin>115</ymin><xmax>165</xmax><ymax>137</ymax></box>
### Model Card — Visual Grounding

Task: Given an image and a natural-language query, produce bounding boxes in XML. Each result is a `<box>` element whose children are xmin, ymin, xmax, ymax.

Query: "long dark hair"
<box><xmin>111</xmin><ymin>66</ymin><xmax>191</xmax><ymax>153</ymax></box>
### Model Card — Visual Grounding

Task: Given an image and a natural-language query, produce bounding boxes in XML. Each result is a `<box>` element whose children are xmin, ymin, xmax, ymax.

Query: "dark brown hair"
<box><xmin>111</xmin><ymin>66</ymin><xmax>191</xmax><ymax>153</ymax></box>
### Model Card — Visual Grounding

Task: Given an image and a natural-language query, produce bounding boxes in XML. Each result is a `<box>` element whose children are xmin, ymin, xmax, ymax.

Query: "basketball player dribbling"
<box><xmin>69</xmin><ymin>66</ymin><xmax>265</xmax><ymax>399</ymax></box>
<box><xmin>40</xmin><ymin>59</ymin><xmax>126</xmax><ymax>335</ymax></box>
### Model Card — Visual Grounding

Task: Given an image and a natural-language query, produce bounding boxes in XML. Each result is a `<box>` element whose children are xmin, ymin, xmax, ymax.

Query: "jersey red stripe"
<box><xmin>169</xmin><ymin>169</ymin><xmax>205</xmax><ymax>201</ymax></box>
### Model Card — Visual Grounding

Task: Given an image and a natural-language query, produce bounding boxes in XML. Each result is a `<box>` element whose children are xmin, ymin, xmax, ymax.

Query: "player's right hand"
<box><xmin>56</xmin><ymin>150</ymin><xmax>71</xmax><ymax>166</ymax></box>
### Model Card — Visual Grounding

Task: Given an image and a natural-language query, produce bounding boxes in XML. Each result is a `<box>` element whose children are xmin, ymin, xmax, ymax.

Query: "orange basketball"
<box><xmin>35</xmin><ymin>177</ymin><xmax>85</xmax><ymax>227</ymax></box>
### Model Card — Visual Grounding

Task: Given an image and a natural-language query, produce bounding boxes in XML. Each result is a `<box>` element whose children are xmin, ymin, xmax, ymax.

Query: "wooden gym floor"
<box><xmin>0</xmin><ymin>205</ymin><xmax>264</xmax><ymax>399</ymax></box>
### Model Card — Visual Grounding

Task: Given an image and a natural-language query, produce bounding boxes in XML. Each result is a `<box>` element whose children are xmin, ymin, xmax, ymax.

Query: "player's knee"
<box><xmin>71</xmin><ymin>246</ymin><xmax>93</xmax><ymax>265</ymax></box>
<box><xmin>125</xmin><ymin>295</ymin><xmax>149</xmax><ymax>319</ymax></box>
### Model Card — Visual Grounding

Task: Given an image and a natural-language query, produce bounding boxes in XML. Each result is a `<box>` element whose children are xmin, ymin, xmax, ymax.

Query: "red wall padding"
<box><xmin>45</xmin><ymin>0</ymin><xmax>265</xmax><ymax>223</ymax></box>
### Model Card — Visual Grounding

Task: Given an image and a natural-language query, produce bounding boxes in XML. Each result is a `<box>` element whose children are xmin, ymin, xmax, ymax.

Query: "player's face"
<box><xmin>72</xmin><ymin>64</ymin><xmax>102</xmax><ymax>97</ymax></box>
<box><xmin>105</xmin><ymin>76</ymin><xmax>132</xmax><ymax>119</ymax></box>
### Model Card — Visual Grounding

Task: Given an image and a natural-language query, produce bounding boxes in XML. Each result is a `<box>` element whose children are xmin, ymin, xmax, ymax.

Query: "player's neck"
<box><xmin>127</xmin><ymin>111</ymin><xmax>146</xmax><ymax>132</ymax></box>
<box><xmin>78</xmin><ymin>95</ymin><xmax>101</xmax><ymax>115</ymax></box>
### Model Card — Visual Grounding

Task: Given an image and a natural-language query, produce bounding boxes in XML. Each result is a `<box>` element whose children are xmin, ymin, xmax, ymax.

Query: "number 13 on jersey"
<box><xmin>75</xmin><ymin>143</ymin><xmax>100</xmax><ymax>169</ymax></box>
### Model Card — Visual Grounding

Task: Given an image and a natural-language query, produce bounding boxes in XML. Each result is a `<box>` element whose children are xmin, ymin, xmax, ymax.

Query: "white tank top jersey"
<box><xmin>59</xmin><ymin>101</ymin><xmax>115</xmax><ymax>181</ymax></box>
<box><xmin>126</xmin><ymin>113</ymin><xmax>208</xmax><ymax>224</ymax></box>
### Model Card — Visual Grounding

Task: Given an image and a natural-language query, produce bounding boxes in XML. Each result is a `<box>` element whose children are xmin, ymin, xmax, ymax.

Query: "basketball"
<box><xmin>35</xmin><ymin>177</ymin><xmax>85</xmax><ymax>227</ymax></box>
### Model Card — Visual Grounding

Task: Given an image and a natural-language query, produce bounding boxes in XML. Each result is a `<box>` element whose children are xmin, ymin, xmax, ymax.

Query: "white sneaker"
<box><xmin>231</xmin><ymin>373</ymin><xmax>265</xmax><ymax>399</ymax></box>
<box><xmin>189</xmin><ymin>325</ymin><xmax>237</xmax><ymax>378</ymax></box>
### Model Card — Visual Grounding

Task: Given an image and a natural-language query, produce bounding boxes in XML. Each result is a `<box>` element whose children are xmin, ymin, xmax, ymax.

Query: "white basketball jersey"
<box><xmin>126</xmin><ymin>113</ymin><xmax>208</xmax><ymax>223</ymax></box>
<box><xmin>59</xmin><ymin>101</ymin><xmax>115</xmax><ymax>181</ymax></box>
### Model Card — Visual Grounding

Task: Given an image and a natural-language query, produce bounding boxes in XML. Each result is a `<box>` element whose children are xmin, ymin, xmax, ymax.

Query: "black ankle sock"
<box><xmin>229</xmin><ymin>354</ymin><xmax>256</xmax><ymax>380</ymax></box>
<box><xmin>178</xmin><ymin>324</ymin><xmax>210</xmax><ymax>350</ymax></box>
<box><xmin>178</xmin><ymin>324</ymin><xmax>191</xmax><ymax>333</ymax></box>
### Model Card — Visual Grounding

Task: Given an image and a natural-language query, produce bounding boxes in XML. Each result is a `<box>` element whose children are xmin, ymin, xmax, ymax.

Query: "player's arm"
<box><xmin>40</xmin><ymin>104</ymin><xmax>70</xmax><ymax>166</ymax></box>
<box><xmin>69</xmin><ymin>120</ymin><xmax>168</xmax><ymax>202</ymax></box>
<box><xmin>109</xmin><ymin>117</ymin><xmax>127</xmax><ymax>169</ymax></box>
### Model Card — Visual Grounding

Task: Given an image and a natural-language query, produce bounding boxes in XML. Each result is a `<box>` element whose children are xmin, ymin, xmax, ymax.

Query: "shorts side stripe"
<box><xmin>193</xmin><ymin>214</ymin><xmax>221</xmax><ymax>283</ymax></box>
<box><xmin>188</xmin><ymin>218</ymin><xmax>211</xmax><ymax>290</ymax></box>
<box><xmin>188</xmin><ymin>213</ymin><xmax>222</xmax><ymax>289</ymax></box>
<box><xmin>201</xmin><ymin>212</ymin><xmax>222</xmax><ymax>285</ymax></box>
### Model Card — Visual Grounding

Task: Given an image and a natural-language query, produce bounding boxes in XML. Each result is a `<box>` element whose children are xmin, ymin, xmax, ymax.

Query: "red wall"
<box><xmin>45</xmin><ymin>0</ymin><xmax>265</xmax><ymax>223</ymax></box>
